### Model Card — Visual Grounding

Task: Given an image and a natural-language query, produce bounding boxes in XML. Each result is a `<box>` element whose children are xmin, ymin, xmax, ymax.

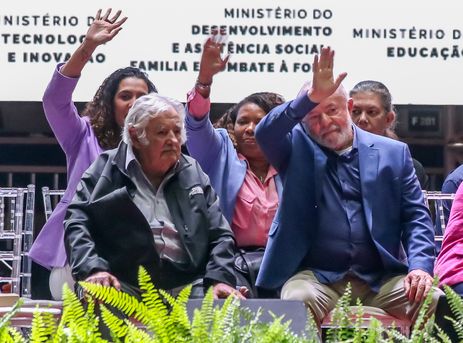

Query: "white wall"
<box><xmin>2</xmin><ymin>0</ymin><xmax>463</xmax><ymax>104</ymax></box>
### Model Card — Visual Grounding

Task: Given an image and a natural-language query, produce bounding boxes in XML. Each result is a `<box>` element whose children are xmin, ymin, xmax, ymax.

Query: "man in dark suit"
<box><xmin>255</xmin><ymin>47</ymin><xmax>442</xmax><ymax>325</ymax></box>
<box><xmin>64</xmin><ymin>92</ymin><xmax>244</xmax><ymax>299</ymax></box>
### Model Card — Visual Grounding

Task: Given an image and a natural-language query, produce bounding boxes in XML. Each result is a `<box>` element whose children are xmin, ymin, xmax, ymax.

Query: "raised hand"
<box><xmin>84</xmin><ymin>9</ymin><xmax>127</xmax><ymax>48</ymax></box>
<box><xmin>197</xmin><ymin>29</ymin><xmax>229</xmax><ymax>85</ymax></box>
<box><xmin>61</xmin><ymin>9</ymin><xmax>127</xmax><ymax>77</ymax></box>
<box><xmin>308</xmin><ymin>47</ymin><xmax>347</xmax><ymax>103</ymax></box>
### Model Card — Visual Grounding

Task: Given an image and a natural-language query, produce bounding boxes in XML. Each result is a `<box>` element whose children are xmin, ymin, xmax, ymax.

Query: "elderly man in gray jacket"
<box><xmin>65</xmin><ymin>92</ymin><xmax>243</xmax><ymax>299</ymax></box>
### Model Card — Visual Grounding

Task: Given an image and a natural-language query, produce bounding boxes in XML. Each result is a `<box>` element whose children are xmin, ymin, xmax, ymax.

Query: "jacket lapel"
<box><xmin>314</xmin><ymin>146</ymin><xmax>328</xmax><ymax>203</ymax></box>
<box><xmin>357</xmin><ymin>129</ymin><xmax>379</xmax><ymax>232</ymax></box>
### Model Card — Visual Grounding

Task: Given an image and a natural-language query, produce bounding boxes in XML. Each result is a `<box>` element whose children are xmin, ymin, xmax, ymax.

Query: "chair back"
<box><xmin>41</xmin><ymin>186</ymin><xmax>65</xmax><ymax>221</ymax></box>
<box><xmin>0</xmin><ymin>185</ymin><xmax>35</xmax><ymax>297</ymax></box>
<box><xmin>422</xmin><ymin>191</ymin><xmax>456</xmax><ymax>243</ymax></box>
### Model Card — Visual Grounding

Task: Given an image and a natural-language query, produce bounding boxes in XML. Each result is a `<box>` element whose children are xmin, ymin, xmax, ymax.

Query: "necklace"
<box><xmin>258</xmin><ymin>175</ymin><xmax>266</xmax><ymax>183</ymax></box>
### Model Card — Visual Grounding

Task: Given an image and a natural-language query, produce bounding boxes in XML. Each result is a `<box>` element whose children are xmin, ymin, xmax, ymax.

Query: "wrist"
<box><xmin>81</xmin><ymin>39</ymin><xmax>98</xmax><ymax>54</ymax></box>
<box><xmin>196</xmin><ymin>77</ymin><xmax>212</xmax><ymax>87</ymax></box>
<box><xmin>195</xmin><ymin>78</ymin><xmax>212</xmax><ymax>98</ymax></box>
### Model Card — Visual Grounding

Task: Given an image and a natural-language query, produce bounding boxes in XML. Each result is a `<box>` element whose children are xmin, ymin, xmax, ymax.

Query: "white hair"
<box><xmin>122</xmin><ymin>92</ymin><xmax>186</xmax><ymax>146</ymax></box>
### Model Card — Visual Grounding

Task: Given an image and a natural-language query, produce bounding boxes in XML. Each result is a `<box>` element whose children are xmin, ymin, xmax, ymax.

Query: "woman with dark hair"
<box><xmin>185</xmin><ymin>33</ymin><xmax>284</xmax><ymax>296</ymax></box>
<box><xmin>29</xmin><ymin>9</ymin><xmax>157</xmax><ymax>300</ymax></box>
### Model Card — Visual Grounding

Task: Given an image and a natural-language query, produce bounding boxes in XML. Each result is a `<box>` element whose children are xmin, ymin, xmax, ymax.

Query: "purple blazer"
<box><xmin>28</xmin><ymin>64</ymin><xmax>103</xmax><ymax>269</ymax></box>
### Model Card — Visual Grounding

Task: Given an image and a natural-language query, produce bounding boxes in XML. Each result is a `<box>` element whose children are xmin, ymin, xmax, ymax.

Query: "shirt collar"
<box><xmin>237</xmin><ymin>153</ymin><xmax>278</xmax><ymax>180</ymax></box>
<box><xmin>125</xmin><ymin>143</ymin><xmax>138</xmax><ymax>170</ymax></box>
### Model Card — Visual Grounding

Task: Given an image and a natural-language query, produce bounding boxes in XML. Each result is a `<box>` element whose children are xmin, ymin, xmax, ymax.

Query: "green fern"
<box><xmin>60</xmin><ymin>283</ymin><xmax>106</xmax><ymax>343</ymax></box>
<box><xmin>326</xmin><ymin>282</ymin><xmax>354</xmax><ymax>342</ymax></box>
<box><xmin>29</xmin><ymin>308</ymin><xmax>58</xmax><ymax>342</ymax></box>
<box><xmin>124</xmin><ymin>320</ymin><xmax>154</xmax><ymax>343</ymax></box>
<box><xmin>0</xmin><ymin>298</ymin><xmax>23</xmax><ymax>339</ymax></box>
<box><xmin>191</xmin><ymin>287</ymin><xmax>214</xmax><ymax>342</ymax></box>
<box><xmin>211</xmin><ymin>295</ymin><xmax>241</xmax><ymax>343</ymax></box>
<box><xmin>238</xmin><ymin>305</ymin><xmax>263</xmax><ymax>343</ymax></box>
<box><xmin>443</xmin><ymin>284</ymin><xmax>463</xmax><ymax>341</ymax></box>
<box><xmin>7</xmin><ymin>327</ymin><xmax>26</xmax><ymax>343</ymax></box>
<box><xmin>164</xmin><ymin>285</ymin><xmax>192</xmax><ymax>342</ymax></box>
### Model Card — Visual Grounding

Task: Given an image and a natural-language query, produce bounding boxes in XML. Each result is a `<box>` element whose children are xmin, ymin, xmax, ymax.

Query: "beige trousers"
<box><xmin>281</xmin><ymin>270</ymin><xmax>443</xmax><ymax>325</ymax></box>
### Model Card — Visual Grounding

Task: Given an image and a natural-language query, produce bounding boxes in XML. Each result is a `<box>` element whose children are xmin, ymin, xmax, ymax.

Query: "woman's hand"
<box><xmin>197</xmin><ymin>29</ymin><xmax>229</xmax><ymax>85</ymax></box>
<box><xmin>60</xmin><ymin>9</ymin><xmax>127</xmax><ymax>78</ymax></box>
<box><xmin>83</xmin><ymin>9</ymin><xmax>127</xmax><ymax>50</ymax></box>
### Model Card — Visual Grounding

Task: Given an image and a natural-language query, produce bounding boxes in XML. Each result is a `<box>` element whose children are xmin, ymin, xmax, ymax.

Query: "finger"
<box><xmin>210</xmin><ymin>26</ymin><xmax>219</xmax><ymax>37</ymax></box>
<box><xmin>403</xmin><ymin>276</ymin><xmax>410</xmax><ymax>296</ymax></box>
<box><xmin>328</xmin><ymin>49</ymin><xmax>335</xmax><ymax>70</ymax></box>
<box><xmin>312</xmin><ymin>54</ymin><xmax>319</xmax><ymax>72</ymax></box>
<box><xmin>110</xmin><ymin>275</ymin><xmax>121</xmax><ymax>291</ymax></box>
<box><xmin>217</xmin><ymin>34</ymin><xmax>228</xmax><ymax>45</ymax></box>
<box><xmin>108</xmin><ymin>10</ymin><xmax>122</xmax><ymax>23</ymax></box>
<box><xmin>414</xmin><ymin>280</ymin><xmax>426</xmax><ymax>303</ymax></box>
<box><xmin>422</xmin><ymin>280</ymin><xmax>433</xmax><ymax>300</ymax></box>
<box><xmin>318</xmin><ymin>47</ymin><xmax>330</xmax><ymax>69</ymax></box>
<box><xmin>101</xmin><ymin>8</ymin><xmax>112</xmax><ymax>21</ymax></box>
<box><xmin>102</xmin><ymin>277</ymin><xmax>111</xmax><ymax>288</ymax></box>
<box><xmin>211</xmin><ymin>33</ymin><xmax>220</xmax><ymax>44</ymax></box>
<box><xmin>95</xmin><ymin>9</ymin><xmax>102</xmax><ymax>21</ymax></box>
<box><xmin>235</xmin><ymin>291</ymin><xmax>246</xmax><ymax>300</ymax></box>
<box><xmin>239</xmin><ymin>286</ymin><xmax>250</xmax><ymax>298</ymax></box>
<box><xmin>221</xmin><ymin>54</ymin><xmax>230</xmax><ymax>70</ymax></box>
<box><xmin>334</xmin><ymin>72</ymin><xmax>348</xmax><ymax>89</ymax></box>
<box><xmin>108</xmin><ymin>26</ymin><xmax>124</xmax><ymax>39</ymax></box>
<box><xmin>408</xmin><ymin>278</ymin><xmax>419</xmax><ymax>301</ymax></box>
<box><xmin>112</xmin><ymin>16</ymin><xmax>127</xmax><ymax>28</ymax></box>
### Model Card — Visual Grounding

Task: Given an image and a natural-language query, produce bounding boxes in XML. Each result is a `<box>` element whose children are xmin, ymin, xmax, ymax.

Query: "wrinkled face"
<box><xmin>132</xmin><ymin>108</ymin><xmax>182</xmax><ymax>180</ymax></box>
<box><xmin>350</xmin><ymin>91</ymin><xmax>394</xmax><ymax>136</ymax></box>
<box><xmin>234</xmin><ymin>102</ymin><xmax>266</xmax><ymax>161</ymax></box>
<box><xmin>303</xmin><ymin>93</ymin><xmax>353</xmax><ymax>151</ymax></box>
<box><xmin>113</xmin><ymin>77</ymin><xmax>150</xmax><ymax>127</ymax></box>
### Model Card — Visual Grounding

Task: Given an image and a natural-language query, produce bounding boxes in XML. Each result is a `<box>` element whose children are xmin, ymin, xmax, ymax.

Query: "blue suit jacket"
<box><xmin>255</xmin><ymin>101</ymin><xmax>435</xmax><ymax>290</ymax></box>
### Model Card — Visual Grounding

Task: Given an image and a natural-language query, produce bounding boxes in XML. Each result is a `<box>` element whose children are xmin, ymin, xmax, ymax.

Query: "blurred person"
<box><xmin>349</xmin><ymin>80</ymin><xmax>428</xmax><ymax>189</ymax></box>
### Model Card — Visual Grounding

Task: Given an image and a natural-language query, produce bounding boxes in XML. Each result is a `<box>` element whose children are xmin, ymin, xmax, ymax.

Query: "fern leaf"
<box><xmin>124</xmin><ymin>320</ymin><xmax>155</xmax><ymax>343</ymax></box>
<box><xmin>211</xmin><ymin>296</ymin><xmax>240</xmax><ymax>343</ymax></box>
<box><xmin>99</xmin><ymin>304</ymin><xmax>129</xmax><ymax>339</ymax></box>
<box><xmin>30</xmin><ymin>308</ymin><xmax>57</xmax><ymax>342</ymax></box>
<box><xmin>191</xmin><ymin>288</ymin><xmax>215</xmax><ymax>343</ymax></box>
<box><xmin>0</xmin><ymin>299</ymin><xmax>23</xmax><ymax>333</ymax></box>
<box><xmin>7</xmin><ymin>327</ymin><xmax>26</xmax><ymax>343</ymax></box>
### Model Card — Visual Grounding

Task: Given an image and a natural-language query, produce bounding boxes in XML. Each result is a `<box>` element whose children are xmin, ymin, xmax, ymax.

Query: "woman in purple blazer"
<box><xmin>28</xmin><ymin>9</ymin><xmax>157</xmax><ymax>300</ymax></box>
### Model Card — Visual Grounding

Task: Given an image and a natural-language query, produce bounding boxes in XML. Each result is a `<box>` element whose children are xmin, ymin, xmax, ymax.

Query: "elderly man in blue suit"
<box><xmin>255</xmin><ymin>47</ymin><xmax>442</xmax><ymax>326</ymax></box>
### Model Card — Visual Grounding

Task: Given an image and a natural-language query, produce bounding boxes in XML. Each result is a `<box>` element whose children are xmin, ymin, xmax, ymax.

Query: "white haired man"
<box><xmin>65</xmin><ymin>92</ymin><xmax>244</xmax><ymax>299</ymax></box>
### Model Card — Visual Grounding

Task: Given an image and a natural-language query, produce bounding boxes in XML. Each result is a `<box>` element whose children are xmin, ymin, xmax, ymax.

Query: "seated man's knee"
<box><xmin>281</xmin><ymin>279</ymin><xmax>318</xmax><ymax>304</ymax></box>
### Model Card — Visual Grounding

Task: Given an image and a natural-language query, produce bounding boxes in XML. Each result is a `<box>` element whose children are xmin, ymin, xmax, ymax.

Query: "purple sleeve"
<box><xmin>42</xmin><ymin>64</ymin><xmax>89</xmax><ymax>156</ymax></box>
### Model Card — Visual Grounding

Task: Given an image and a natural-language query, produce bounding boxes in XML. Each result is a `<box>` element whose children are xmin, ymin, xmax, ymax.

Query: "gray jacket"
<box><xmin>64</xmin><ymin>142</ymin><xmax>237</xmax><ymax>291</ymax></box>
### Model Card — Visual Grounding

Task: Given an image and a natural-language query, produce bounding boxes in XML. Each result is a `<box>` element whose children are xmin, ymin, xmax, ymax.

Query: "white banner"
<box><xmin>2</xmin><ymin>0</ymin><xmax>463</xmax><ymax>104</ymax></box>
